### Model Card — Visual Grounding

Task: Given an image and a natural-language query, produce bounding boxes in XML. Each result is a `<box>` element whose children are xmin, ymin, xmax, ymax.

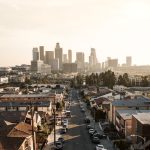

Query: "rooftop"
<box><xmin>112</xmin><ymin>97</ymin><xmax>150</xmax><ymax>107</ymax></box>
<box><xmin>0</xmin><ymin>94</ymin><xmax>51</xmax><ymax>107</ymax></box>
<box><xmin>0</xmin><ymin>137</ymin><xmax>25</xmax><ymax>150</ymax></box>
<box><xmin>94</xmin><ymin>97</ymin><xmax>110</xmax><ymax>106</ymax></box>
<box><xmin>0</xmin><ymin>111</ymin><xmax>27</xmax><ymax>123</ymax></box>
<box><xmin>133</xmin><ymin>113</ymin><xmax>150</xmax><ymax>125</ymax></box>
<box><xmin>0</xmin><ymin>101</ymin><xmax>50</xmax><ymax>107</ymax></box>
<box><xmin>1</xmin><ymin>94</ymin><xmax>50</xmax><ymax>98</ymax></box>
<box><xmin>116</xmin><ymin>110</ymin><xmax>150</xmax><ymax>120</ymax></box>
<box><xmin>8</xmin><ymin>122</ymin><xmax>32</xmax><ymax>137</ymax></box>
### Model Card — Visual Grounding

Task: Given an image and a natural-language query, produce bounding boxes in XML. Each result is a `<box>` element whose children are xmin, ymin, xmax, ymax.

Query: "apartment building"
<box><xmin>115</xmin><ymin>110</ymin><xmax>150</xmax><ymax>137</ymax></box>
<box><xmin>0</xmin><ymin>94</ymin><xmax>52</xmax><ymax>115</ymax></box>
<box><xmin>110</xmin><ymin>97</ymin><xmax>150</xmax><ymax>124</ymax></box>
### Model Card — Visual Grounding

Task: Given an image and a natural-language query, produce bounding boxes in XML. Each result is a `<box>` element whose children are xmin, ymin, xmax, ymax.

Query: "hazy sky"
<box><xmin>1</xmin><ymin>0</ymin><xmax>150</xmax><ymax>66</ymax></box>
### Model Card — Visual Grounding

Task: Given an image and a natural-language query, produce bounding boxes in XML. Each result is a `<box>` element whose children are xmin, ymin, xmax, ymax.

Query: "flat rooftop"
<box><xmin>112</xmin><ymin>97</ymin><xmax>150</xmax><ymax>107</ymax></box>
<box><xmin>116</xmin><ymin>110</ymin><xmax>150</xmax><ymax>120</ymax></box>
<box><xmin>1</xmin><ymin>94</ymin><xmax>50</xmax><ymax>98</ymax></box>
<box><xmin>133</xmin><ymin>113</ymin><xmax>150</xmax><ymax>125</ymax></box>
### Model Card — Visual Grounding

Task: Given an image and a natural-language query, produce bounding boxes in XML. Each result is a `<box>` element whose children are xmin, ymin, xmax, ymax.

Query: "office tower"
<box><xmin>90</xmin><ymin>48</ymin><xmax>97</xmax><ymax>65</ymax></box>
<box><xmin>32</xmin><ymin>47</ymin><xmax>39</xmax><ymax>61</ymax></box>
<box><xmin>39</xmin><ymin>46</ymin><xmax>44</xmax><ymax>61</ymax></box>
<box><xmin>76</xmin><ymin>52</ymin><xmax>85</xmax><ymax>71</ymax></box>
<box><xmin>55</xmin><ymin>43</ymin><xmax>63</xmax><ymax>70</ymax></box>
<box><xmin>63</xmin><ymin>54</ymin><xmax>68</xmax><ymax>63</ymax></box>
<box><xmin>45</xmin><ymin>51</ymin><xmax>54</xmax><ymax>64</ymax></box>
<box><xmin>89</xmin><ymin>48</ymin><xmax>98</xmax><ymax>71</ymax></box>
<box><xmin>108</xmin><ymin>58</ymin><xmax>118</xmax><ymax>67</ymax></box>
<box><xmin>126</xmin><ymin>56</ymin><xmax>132</xmax><ymax>67</ymax></box>
<box><xmin>68</xmin><ymin>50</ymin><xmax>72</xmax><ymax>63</ymax></box>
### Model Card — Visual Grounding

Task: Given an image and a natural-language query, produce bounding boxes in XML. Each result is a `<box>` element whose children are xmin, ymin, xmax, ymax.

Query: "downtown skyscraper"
<box><xmin>55</xmin><ymin>43</ymin><xmax>63</xmax><ymax>70</ymax></box>
<box><xmin>68</xmin><ymin>50</ymin><xmax>72</xmax><ymax>63</ymax></box>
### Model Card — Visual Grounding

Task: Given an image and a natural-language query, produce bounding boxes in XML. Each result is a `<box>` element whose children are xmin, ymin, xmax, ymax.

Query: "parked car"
<box><xmin>60</xmin><ymin>128</ymin><xmax>67</xmax><ymax>134</ymax></box>
<box><xmin>58</xmin><ymin>137</ymin><xmax>65</xmax><ymax>144</ymax></box>
<box><xmin>54</xmin><ymin>141</ymin><xmax>63</xmax><ymax>150</ymax></box>
<box><xmin>84</xmin><ymin>117</ymin><xmax>90</xmax><ymax>124</ymax></box>
<box><xmin>81</xmin><ymin>108</ymin><xmax>85</xmax><ymax>112</ymax></box>
<box><xmin>95</xmin><ymin>144</ymin><xmax>104</xmax><ymax>150</ymax></box>
<box><xmin>93</xmin><ymin>133</ymin><xmax>107</xmax><ymax>139</ymax></box>
<box><xmin>88</xmin><ymin>129</ymin><xmax>95</xmax><ymax>134</ymax></box>
<box><xmin>89</xmin><ymin>129</ymin><xmax>97</xmax><ymax>135</ymax></box>
<box><xmin>86</xmin><ymin>125</ymin><xmax>93</xmax><ymax>130</ymax></box>
<box><xmin>91</xmin><ymin>133</ymin><xmax>101</xmax><ymax>139</ymax></box>
<box><xmin>92</xmin><ymin>137</ymin><xmax>100</xmax><ymax>144</ymax></box>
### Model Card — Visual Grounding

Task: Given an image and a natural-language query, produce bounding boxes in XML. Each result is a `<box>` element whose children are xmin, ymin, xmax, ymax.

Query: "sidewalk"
<box><xmin>82</xmin><ymin>101</ymin><xmax>116</xmax><ymax>150</ymax></box>
<box><xmin>43</xmin><ymin>125</ymin><xmax>62</xmax><ymax>150</ymax></box>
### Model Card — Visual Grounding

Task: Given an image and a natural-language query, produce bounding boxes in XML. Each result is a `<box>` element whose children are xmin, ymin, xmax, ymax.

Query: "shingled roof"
<box><xmin>8</xmin><ymin>122</ymin><xmax>32</xmax><ymax>137</ymax></box>
<box><xmin>0</xmin><ymin>111</ymin><xmax>27</xmax><ymax>123</ymax></box>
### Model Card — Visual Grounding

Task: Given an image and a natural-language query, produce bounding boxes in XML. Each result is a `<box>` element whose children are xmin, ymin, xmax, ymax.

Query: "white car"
<box><xmin>88</xmin><ymin>129</ymin><xmax>95</xmax><ymax>134</ymax></box>
<box><xmin>62</xmin><ymin>119</ymin><xmax>68</xmax><ymax>124</ymax></box>
<box><xmin>96</xmin><ymin>144</ymin><xmax>104</xmax><ymax>150</ymax></box>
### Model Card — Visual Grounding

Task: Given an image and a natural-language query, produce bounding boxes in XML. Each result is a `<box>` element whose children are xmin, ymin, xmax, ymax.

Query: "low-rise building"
<box><xmin>0</xmin><ymin>94</ymin><xmax>52</xmax><ymax>115</ymax></box>
<box><xmin>113</xmin><ymin>85</ymin><xmax>127</xmax><ymax>93</ymax></box>
<box><xmin>132</xmin><ymin>112</ymin><xmax>150</xmax><ymax>142</ymax></box>
<box><xmin>0</xmin><ymin>111</ymin><xmax>42</xmax><ymax>128</ymax></box>
<box><xmin>115</xmin><ymin>110</ymin><xmax>150</xmax><ymax>137</ymax></box>
<box><xmin>110</xmin><ymin>97</ymin><xmax>150</xmax><ymax>125</ymax></box>
<box><xmin>0</xmin><ymin>121</ymin><xmax>34</xmax><ymax>150</ymax></box>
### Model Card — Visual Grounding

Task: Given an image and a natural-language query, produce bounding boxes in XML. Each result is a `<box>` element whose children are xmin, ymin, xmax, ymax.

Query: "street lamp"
<box><xmin>130</xmin><ymin>134</ymin><xmax>146</xmax><ymax>150</ymax></box>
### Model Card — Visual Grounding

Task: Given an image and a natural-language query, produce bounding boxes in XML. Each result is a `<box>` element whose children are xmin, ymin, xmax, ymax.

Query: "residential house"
<box><xmin>0</xmin><ymin>121</ymin><xmax>34</xmax><ymax>150</ymax></box>
<box><xmin>0</xmin><ymin>111</ymin><xmax>42</xmax><ymax>128</ymax></box>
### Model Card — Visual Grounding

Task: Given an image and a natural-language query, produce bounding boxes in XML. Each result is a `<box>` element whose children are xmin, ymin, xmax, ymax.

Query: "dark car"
<box><xmin>81</xmin><ymin>108</ymin><xmax>85</xmax><ymax>112</ymax></box>
<box><xmin>84</xmin><ymin>117</ymin><xmax>90</xmax><ymax>124</ymax></box>
<box><xmin>86</xmin><ymin>125</ymin><xmax>93</xmax><ymax>130</ymax></box>
<box><xmin>91</xmin><ymin>133</ymin><xmax>101</xmax><ymax>139</ymax></box>
<box><xmin>58</xmin><ymin>137</ymin><xmax>65</xmax><ymax>144</ymax></box>
<box><xmin>92</xmin><ymin>133</ymin><xmax>107</xmax><ymax>139</ymax></box>
<box><xmin>60</xmin><ymin>128</ymin><xmax>67</xmax><ymax>134</ymax></box>
<box><xmin>92</xmin><ymin>137</ymin><xmax>100</xmax><ymax>144</ymax></box>
<box><xmin>89</xmin><ymin>129</ymin><xmax>97</xmax><ymax>136</ymax></box>
<box><xmin>54</xmin><ymin>141</ymin><xmax>63</xmax><ymax>150</ymax></box>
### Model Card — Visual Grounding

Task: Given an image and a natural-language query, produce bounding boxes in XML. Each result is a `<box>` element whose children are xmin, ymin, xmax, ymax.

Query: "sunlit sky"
<box><xmin>1</xmin><ymin>0</ymin><xmax>150</xmax><ymax>66</ymax></box>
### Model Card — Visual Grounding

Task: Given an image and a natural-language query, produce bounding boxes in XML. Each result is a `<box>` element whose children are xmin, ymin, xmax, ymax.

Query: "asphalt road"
<box><xmin>63</xmin><ymin>89</ymin><xmax>95</xmax><ymax>150</ymax></box>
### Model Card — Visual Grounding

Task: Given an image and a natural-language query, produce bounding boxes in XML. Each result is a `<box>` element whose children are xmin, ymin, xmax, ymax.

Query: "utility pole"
<box><xmin>31</xmin><ymin>103</ymin><xmax>36</xmax><ymax>150</ymax></box>
<box><xmin>93</xmin><ymin>107</ymin><xmax>96</xmax><ymax>130</ymax></box>
<box><xmin>53</xmin><ymin>97</ymin><xmax>56</xmax><ymax>145</ymax></box>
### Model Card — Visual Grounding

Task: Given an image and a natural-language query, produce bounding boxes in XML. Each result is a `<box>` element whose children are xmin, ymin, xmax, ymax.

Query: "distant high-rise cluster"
<box><xmin>31</xmin><ymin>42</ymin><xmax>133</xmax><ymax>73</ymax></box>
<box><xmin>31</xmin><ymin>43</ymin><xmax>74</xmax><ymax>73</ymax></box>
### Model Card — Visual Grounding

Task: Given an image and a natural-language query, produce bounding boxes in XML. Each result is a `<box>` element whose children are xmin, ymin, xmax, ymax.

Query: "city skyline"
<box><xmin>1</xmin><ymin>0</ymin><xmax>150</xmax><ymax>66</ymax></box>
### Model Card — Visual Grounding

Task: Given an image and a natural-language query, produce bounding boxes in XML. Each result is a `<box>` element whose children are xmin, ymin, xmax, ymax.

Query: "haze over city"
<box><xmin>1</xmin><ymin>0</ymin><xmax>150</xmax><ymax>66</ymax></box>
